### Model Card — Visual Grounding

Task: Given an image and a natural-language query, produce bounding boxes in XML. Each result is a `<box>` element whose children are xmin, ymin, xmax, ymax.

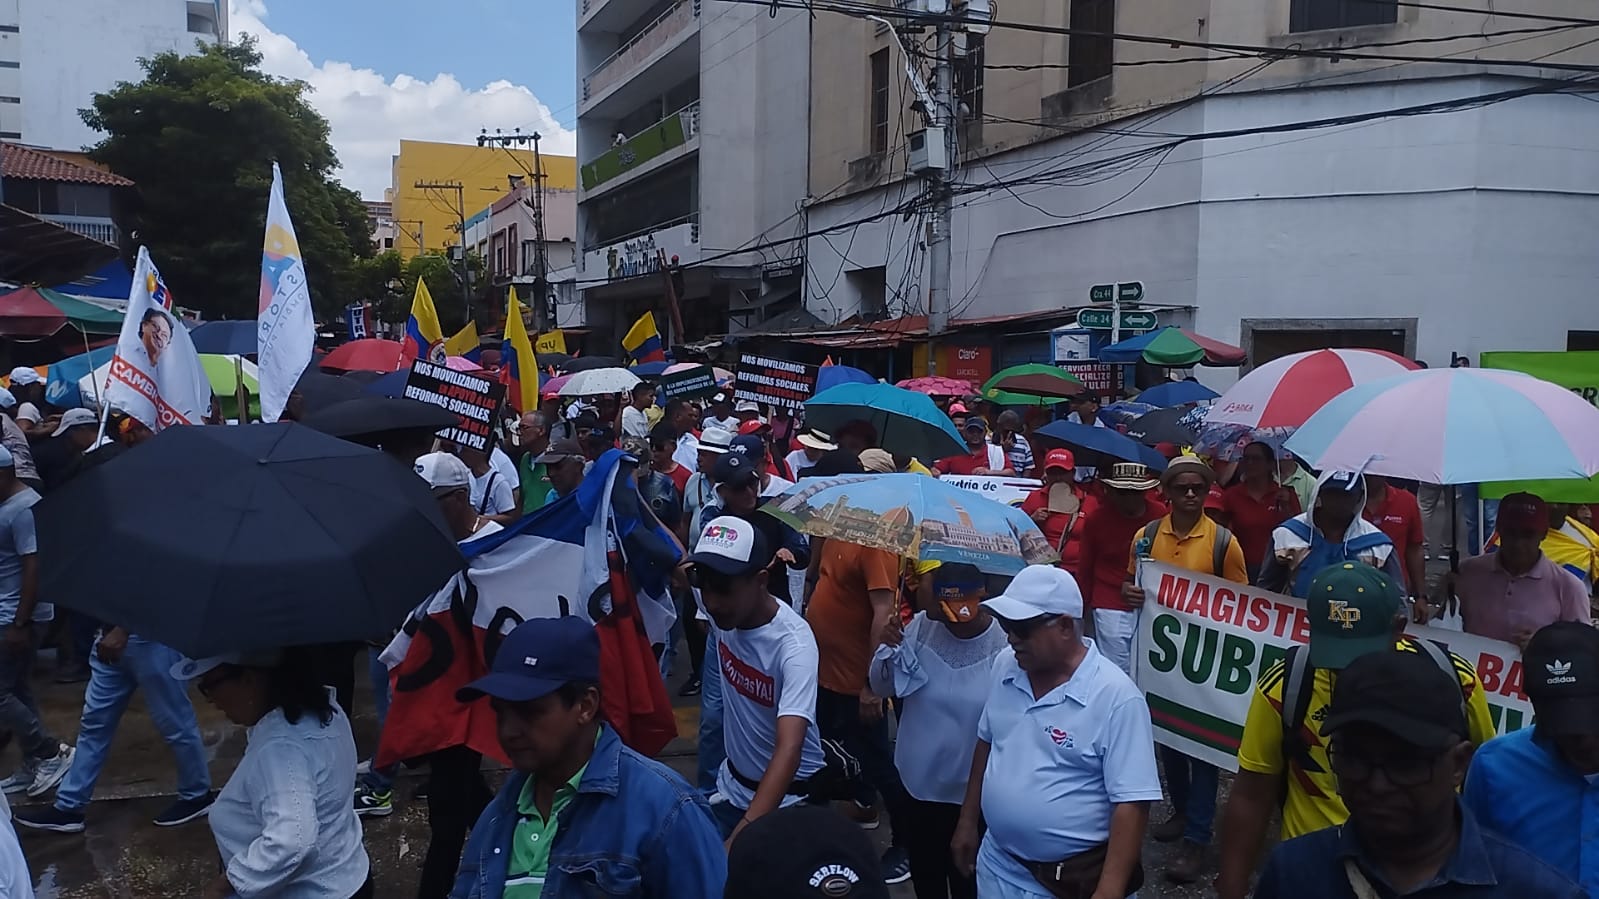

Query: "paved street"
<box><xmin>8</xmin><ymin>649</ymin><xmax>1240</xmax><ymax>897</ymax></box>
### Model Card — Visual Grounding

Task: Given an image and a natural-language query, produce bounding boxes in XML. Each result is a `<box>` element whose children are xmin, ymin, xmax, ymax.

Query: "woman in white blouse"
<box><xmin>870</xmin><ymin>562</ymin><xmax>1008</xmax><ymax>899</ymax></box>
<box><xmin>172</xmin><ymin>649</ymin><xmax>372</xmax><ymax>899</ymax></box>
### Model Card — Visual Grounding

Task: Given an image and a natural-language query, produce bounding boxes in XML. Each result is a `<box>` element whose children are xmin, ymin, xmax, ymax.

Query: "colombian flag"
<box><xmin>501</xmin><ymin>289</ymin><xmax>540</xmax><ymax>413</ymax></box>
<box><xmin>621</xmin><ymin>312</ymin><xmax>666</xmax><ymax>365</ymax></box>
<box><xmin>1485</xmin><ymin>515</ymin><xmax>1599</xmax><ymax>587</ymax></box>
<box><xmin>401</xmin><ymin>280</ymin><xmax>446</xmax><ymax>365</ymax></box>
<box><xmin>445</xmin><ymin>321</ymin><xmax>482</xmax><ymax>364</ymax></box>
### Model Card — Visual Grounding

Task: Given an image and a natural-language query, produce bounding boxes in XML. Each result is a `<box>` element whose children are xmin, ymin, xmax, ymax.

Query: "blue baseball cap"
<box><xmin>455</xmin><ymin>616</ymin><xmax>600</xmax><ymax>703</ymax></box>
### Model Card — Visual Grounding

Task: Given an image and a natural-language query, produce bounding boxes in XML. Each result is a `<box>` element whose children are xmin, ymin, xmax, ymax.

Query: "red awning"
<box><xmin>0</xmin><ymin>286</ymin><xmax>69</xmax><ymax>339</ymax></box>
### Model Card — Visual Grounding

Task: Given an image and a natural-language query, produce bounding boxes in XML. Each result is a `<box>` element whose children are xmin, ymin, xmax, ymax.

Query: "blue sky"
<box><xmin>234</xmin><ymin>0</ymin><xmax>577</xmax><ymax>198</ymax></box>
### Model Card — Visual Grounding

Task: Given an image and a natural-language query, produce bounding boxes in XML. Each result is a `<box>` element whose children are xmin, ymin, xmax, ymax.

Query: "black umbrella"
<box><xmin>36</xmin><ymin>423</ymin><xmax>463</xmax><ymax>656</ymax></box>
<box><xmin>300</xmin><ymin>395</ymin><xmax>459</xmax><ymax>441</ymax></box>
<box><xmin>1124</xmin><ymin>405</ymin><xmax>1203</xmax><ymax>447</ymax></box>
<box><xmin>291</xmin><ymin>368</ymin><xmax>364</xmax><ymax>417</ymax></box>
<box><xmin>561</xmin><ymin>355</ymin><xmax>620</xmax><ymax>373</ymax></box>
<box><xmin>536</xmin><ymin>352</ymin><xmax>572</xmax><ymax>369</ymax></box>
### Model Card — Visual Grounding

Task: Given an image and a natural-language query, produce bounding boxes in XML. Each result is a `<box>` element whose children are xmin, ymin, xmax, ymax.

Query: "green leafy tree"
<box><xmin>354</xmin><ymin>250</ymin><xmax>490</xmax><ymax>334</ymax></box>
<box><xmin>82</xmin><ymin>38</ymin><xmax>373</xmax><ymax>321</ymax></box>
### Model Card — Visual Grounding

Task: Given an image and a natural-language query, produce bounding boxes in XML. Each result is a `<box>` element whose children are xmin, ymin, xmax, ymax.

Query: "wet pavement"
<box><xmin>9</xmin><ymin>650</ymin><xmax>1239</xmax><ymax>897</ymax></box>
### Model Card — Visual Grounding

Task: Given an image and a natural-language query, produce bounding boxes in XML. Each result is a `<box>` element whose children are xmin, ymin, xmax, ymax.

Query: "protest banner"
<box><xmin>403</xmin><ymin>360</ymin><xmax>506</xmax><ymax>452</ymax></box>
<box><xmin>101</xmin><ymin>247</ymin><xmax>213</xmax><ymax>431</ymax></box>
<box><xmin>735</xmin><ymin>353</ymin><xmax>819</xmax><ymax>409</ymax></box>
<box><xmin>1480</xmin><ymin>350</ymin><xmax>1599</xmax><ymax>501</ymax></box>
<box><xmin>659</xmin><ymin>364</ymin><xmax>719</xmax><ymax>401</ymax></box>
<box><xmin>1133</xmin><ymin>560</ymin><xmax>1532</xmax><ymax>771</ymax></box>
<box><xmin>940</xmin><ymin>474</ymin><xmax>1040</xmax><ymax>508</ymax></box>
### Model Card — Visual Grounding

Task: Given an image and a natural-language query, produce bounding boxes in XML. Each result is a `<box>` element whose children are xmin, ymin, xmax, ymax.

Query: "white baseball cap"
<box><xmin>414</xmin><ymin>451</ymin><xmax>471</xmax><ymax>493</ymax></box>
<box><xmin>687</xmin><ymin>515</ymin><xmax>773</xmax><ymax>577</ymax></box>
<box><xmin>699</xmin><ymin>427</ymin><xmax>734</xmax><ymax>454</ymax></box>
<box><xmin>51</xmin><ymin>407</ymin><xmax>98</xmax><ymax>437</ymax></box>
<box><xmin>734</xmin><ymin>400</ymin><xmax>760</xmax><ymax>414</ymax></box>
<box><xmin>981</xmin><ymin>565</ymin><xmax>1084</xmax><ymax>621</ymax></box>
<box><xmin>170</xmin><ymin>649</ymin><xmax>283</xmax><ymax>681</ymax></box>
<box><xmin>7</xmin><ymin>367</ymin><xmax>40</xmax><ymax>387</ymax></box>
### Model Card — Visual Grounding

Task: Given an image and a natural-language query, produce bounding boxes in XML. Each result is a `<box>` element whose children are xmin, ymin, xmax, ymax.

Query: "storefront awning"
<box><xmin>0</xmin><ymin>205</ymin><xmax>119</xmax><ymax>286</ymax></box>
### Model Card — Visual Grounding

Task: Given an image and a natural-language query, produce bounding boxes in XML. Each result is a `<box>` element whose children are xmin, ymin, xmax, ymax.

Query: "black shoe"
<box><xmin>14</xmin><ymin>806</ymin><xmax>86</xmax><ymax>834</ymax></box>
<box><xmin>1151</xmin><ymin>810</ymin><xmax>1186</xmax><ymax>843</ymax></box>
<box><xmin>413</xmin><ymin>779</ymin><xmax>430</xmax><ymax>801</ymax></box>
<box><xmin>678</xmin><ymin>676</ymin><xmax>701</xmax><ymax>697</ymax></box>
<box><xmin>153</xmin><ymin>791</ymin><xmax>217</xmax><ymax>827</ymax></box>
<box><xmin>882</xmin><ymin>847</ymin><xmax>911</xmax><ymax>885</ymax></box>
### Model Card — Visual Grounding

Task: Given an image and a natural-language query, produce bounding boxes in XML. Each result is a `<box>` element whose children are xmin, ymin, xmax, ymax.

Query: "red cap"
<box><xmin>1205</xmin><ymin>484</ymin><xmax>1226</xmax><ymax>511</ymax></box>
<box><xmin>737</xmin><ymin>420</ymin><xmax>770</xmax><ymax>436</ymax></box>
<box><xmin>1153</xmin><ymin>441</ymin><xmax>1181</xmax><ymax>460</ymax></box>
<box><xmin>1496</xmin><ymin>492</ymin><xmax>1549</xmax><ymax>534</ymax></box>
<box><xmin>1044</xmin><ymin>448</ymin><xmax>1076</xmax><ymax>471</ymax></box>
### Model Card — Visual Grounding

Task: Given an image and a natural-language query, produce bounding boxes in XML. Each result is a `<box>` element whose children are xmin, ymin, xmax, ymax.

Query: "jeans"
<box><xmin>697</xmin><ymin>628</ymin><xmax>725</xmax><ymax>795</ymax></box>
<box><xmin>363</xmin><ymin>648</ymin><xmax>394</xmax><ymax>793</ymax></box>
<box><xmin>417</xmin><ymin>744</ymin><xmax>491</xmax><ymax>899</ymax></box>
<box><xmin>1091</xmin><ymin>608</ymin><xmax>1139</xmax><ymax>677</ymax></box>
<box><xmin>907</xmin><ymin>798</ymin><xmax>976</xmax><ymax>899</ymax></box>
<box><xmin>0</xmin><ymin>626</ymin><xmax>55</xmax><ymax>761</ymax></box>
<box><xmin>659</xmin><ymin>614</ymin><xmax>684</xmax><ymax>682</ymax></box>
<box><xmin>817</xmin><ymin>687</ymin><xmax>910</xmax><ymax>849</ymax></box>
<box><xmin>1159</xmin><ymin>743</ymin><xmax>1218</xmax><ymax>845</ymax></box>
<box><xmin>56</xmin><ymin>636</ymin><xmax>209</xmax><ymax>811</ymax></box>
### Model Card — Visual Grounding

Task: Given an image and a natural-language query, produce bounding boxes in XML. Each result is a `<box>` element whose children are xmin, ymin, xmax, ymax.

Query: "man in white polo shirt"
<box><xmin>688</xmin><ymin>515</ymin><xmax>827</xmax><ymax>845</ymax></box>
<box><xmin>953</xmin><ymin>565</ymin><xmax>1162</xmax><ymax>899</ymax></box>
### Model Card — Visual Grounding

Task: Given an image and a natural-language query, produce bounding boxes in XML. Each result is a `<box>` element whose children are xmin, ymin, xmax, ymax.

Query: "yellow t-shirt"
<box><xmin>1235</xmin><ymin>637</ymin><xmax>1497</xmax><ymax>839</ymax></box>
<box><xmin>1126</xmin><ymin>514</ymin><xmax>1249</xmax><ymax>585</ymax></box>
<box><xmin>904</xmin><ymin>458</ymin><xmax>934</xmax><ymax>476</ymax></box>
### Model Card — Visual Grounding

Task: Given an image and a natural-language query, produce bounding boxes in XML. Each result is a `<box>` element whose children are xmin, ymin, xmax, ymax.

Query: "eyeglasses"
<box><xmin>1327</xmin><ymin>744</ymin><xmax>1441</xmax><ymax>788</ymax></box>
<box><xmin>1168</xmin><ymin>482</ymin><xmax>1208</xmax><ymax>496</ymax></box>
<box><xmin>197</xmin><ymin>668</ymin><xmax>242</xmax><ymax>699</ymax></box>
<box><xmin>688</xmin><ymin>565</ymin><xmax>737</xmax><ymax>593</ymax></box>
<box><xmin>997</xmin><ymin>614</ymin><xmax>1060</xmax><ymax>638</ymax></box>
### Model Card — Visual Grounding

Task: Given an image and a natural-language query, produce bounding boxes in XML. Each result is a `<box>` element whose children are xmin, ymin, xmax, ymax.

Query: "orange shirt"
<box><xmin>1127</xmin><ymin>512</ymin><xmax>1249</xmax><ymax>585</ymax></box>
<box><xmin>806</xmin><ymin>541</ymin><xmax>901</xmax><ymax>694</ymax></box>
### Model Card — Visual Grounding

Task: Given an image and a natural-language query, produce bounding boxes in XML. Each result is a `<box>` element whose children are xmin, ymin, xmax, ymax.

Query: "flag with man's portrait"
<box><xmin>100</xmin><ymin>247</ymin><xmax>212</xmax><ymax>431</ymax></box>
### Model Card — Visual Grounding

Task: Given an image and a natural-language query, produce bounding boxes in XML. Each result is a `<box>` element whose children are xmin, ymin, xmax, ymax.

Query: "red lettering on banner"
<box><xmin>1186</xmin><ymin>583</ymin><xmax>1212</xmax><ymax>619</ymax></box>
<box><xmin>1270</xmin><ymin>603</ymin><xmax>1295</xmax><ymax>639</ymax></box>
<box><xmin>1245</xmin><ymin>596</ymin><xmax>1272</xmax><ymax>632</ymax></box>
<box><xmin>1156</xmin><ymin>573</ymin><xmax>1191</xmax><ymax>610</ymax></box>
<box><xmin>1477</xmin><ymin>651</ymin><xmax>1504</xmax><ymax>694</ymax></box>
<box><xmin>1291</xmin><ymin>608</ymin><xmax>1311</xmax><ymax>643</ymax></box>
<box><xmin>1212</xmin><ymin>587</ymin><xmax>1237</xmax><ymax>626</ymax></box>
<box><xmin>719</xmin><ymin>642</ymin><xmax>774</xmax><ymax>707</ymax></box>
<box><xmin>1501</xmin><ymin>659</ymin><xmax>1525</xmax><ymax>700</ymax></box>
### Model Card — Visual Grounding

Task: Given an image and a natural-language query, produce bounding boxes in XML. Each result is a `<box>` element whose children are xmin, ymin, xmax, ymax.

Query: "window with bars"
<box><xmin>1067</xmin><ymin>0</ymin><xmax>1114</xmax><ymax>88</ymax></box>
<box><xmin>955</xmin><ymin>35</ymin><xmax>985</xmax><ymax>124</ymax></box>
<box><xmin>1290</xmin><ymin>0</ymin><xmax>1397</xmax><ymax>32</ymax></box>
<box><xmin>870</xmin><ymin>49</ymin><xmax>890</xmax><ymax>155</ymax></box>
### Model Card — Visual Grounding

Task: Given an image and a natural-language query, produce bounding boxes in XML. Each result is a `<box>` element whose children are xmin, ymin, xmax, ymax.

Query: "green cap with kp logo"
<box><xmin>1306</xmin><ymin>562</ymin><xmax>1404</xmax><ymax>669</ymax></box>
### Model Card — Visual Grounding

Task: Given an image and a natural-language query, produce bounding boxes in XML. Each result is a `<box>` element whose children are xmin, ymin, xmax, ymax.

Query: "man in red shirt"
<box><xmin>1020</xmin><ymin>449</ymin><xmax>1096</xmax><ymax>576</ymax></box>
<box><xmin>1075</xmin><ymin>462</ymin><xmax>1165</xmax><ymax>675</ymax></box>
<box><xmin>1362</xmin><ymin>474</ymin><xmax>1426</xmax><ymax>601</ymax></box>
<box><xmin>1218</xmin><ymin>441</ymin><xmax>1302</xmax><ymax>582</ymax></box>
<box><xmin>933</xmin><ymin>418</ymin><xmax>1011</xmax><ymax>476</ymax></box>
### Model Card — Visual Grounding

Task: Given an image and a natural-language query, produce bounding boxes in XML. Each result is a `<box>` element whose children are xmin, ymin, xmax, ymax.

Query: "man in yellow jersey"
<box><xmin>1213</xmin><ymin>562</ymin><xmax>1496</xmax><ymax>899</ymax></box>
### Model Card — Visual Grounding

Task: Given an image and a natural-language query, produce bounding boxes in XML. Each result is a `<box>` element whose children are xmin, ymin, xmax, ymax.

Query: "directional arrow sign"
<box><xmin>1076</xmin><ymin>309</ymin><xmax>1159</xmax><ymax>331</ymax></box>
<box><xmin>1088</xmin><ymin>281</ymin><xmax>1145</xmax><ymax>304</ymax></box>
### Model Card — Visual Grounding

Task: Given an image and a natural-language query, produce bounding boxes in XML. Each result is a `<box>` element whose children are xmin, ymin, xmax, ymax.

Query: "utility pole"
<box><xmin>393</xmin><ymin>218</ymin><xmax>425</xmax><ymax>257</ymax></box>
<box><xmin>925</xmin><ymin>18</ymin><xmax>955</xmax><ymax>375</ymax></box>
<box><xmin>478</xmin><ymin>128</ymin><xmax>550</xmax><ymax>331</ymax></box>
<box><xmin>414</xmin><ymin>180</ymin><xmax>472</xmax><ymax>318</ymax></box>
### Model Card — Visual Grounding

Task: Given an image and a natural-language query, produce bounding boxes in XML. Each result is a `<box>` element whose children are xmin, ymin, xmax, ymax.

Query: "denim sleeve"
<box><xmin>644</xmin><ymin>795</ymin><xmax>728</xmax><ymax>897</ymax></box>
<box><xmin>225</xmin><ymin>744</ymin><xmax>320</xmax><ymax>897</ymax></box>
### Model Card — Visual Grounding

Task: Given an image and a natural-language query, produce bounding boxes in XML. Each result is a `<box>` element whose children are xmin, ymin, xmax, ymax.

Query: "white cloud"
<box><xmin>230</xmin><ymin>0</ymin><xmax>574</xmax><ymax>199</ymax></box>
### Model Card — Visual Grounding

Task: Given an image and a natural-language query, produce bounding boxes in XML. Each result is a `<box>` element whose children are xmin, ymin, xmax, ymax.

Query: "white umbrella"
<box><xmin>559</xmin><ymin>367</ymin><xmax>641</xmax><ymax>397</ymax></box>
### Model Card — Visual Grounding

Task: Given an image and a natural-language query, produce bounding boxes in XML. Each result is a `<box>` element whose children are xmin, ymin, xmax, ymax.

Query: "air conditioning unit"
<box><xmin>907</xmin><ymin>127</ymin><xmax>948</xmax><ymax>175</ymax></box>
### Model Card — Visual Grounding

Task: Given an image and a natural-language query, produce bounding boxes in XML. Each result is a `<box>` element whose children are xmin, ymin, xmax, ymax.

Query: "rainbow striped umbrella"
<box><xmin>1284</xmin><ymin>368</ymin><xmax>1599</xmax><ymax>484</ymax></box>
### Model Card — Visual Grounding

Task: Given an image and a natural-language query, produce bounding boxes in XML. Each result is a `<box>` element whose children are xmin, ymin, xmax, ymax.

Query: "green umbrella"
<box><xmin>982</xmin><ymin>363</ymin><xmax>1084</xmax><ymax>401</ymax></box>
<box><xmin>980</xmin><ymin>389</ymin><xmax>1071</xmax><ymax>407</ymax></box>
<box><xmin>35</xmin><ymin>287</ymin><xmax>124</xmax><ymax>336</ymax></box>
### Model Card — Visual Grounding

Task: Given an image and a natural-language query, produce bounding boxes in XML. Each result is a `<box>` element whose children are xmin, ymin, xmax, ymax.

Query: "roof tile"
<box><xmin>0</xmin><ymin>143</ymin><xmax>134</xmax><ymax>187</ymax></box>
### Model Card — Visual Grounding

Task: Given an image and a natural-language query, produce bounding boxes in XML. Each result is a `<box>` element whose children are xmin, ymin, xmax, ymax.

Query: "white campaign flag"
<box><xmin>257</xmin><ymin>162</ymin><xmax>315</xmax><ymax>422</ymax></box>
<box><xmin>101</xmin><ymin>247</ymin><xmax>212</xmax><ymax>430</ymax></box>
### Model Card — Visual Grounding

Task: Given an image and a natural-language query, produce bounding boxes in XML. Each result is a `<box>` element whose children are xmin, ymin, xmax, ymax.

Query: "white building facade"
<box><xmin>573</xmin><ymin>0</ymin><xmax>811</xmax><ymax>345</ymax></box>
<box><xmin>0</xmin><ymin>0</ymin><xmax>226</xmax><ymax>148</ymax></box>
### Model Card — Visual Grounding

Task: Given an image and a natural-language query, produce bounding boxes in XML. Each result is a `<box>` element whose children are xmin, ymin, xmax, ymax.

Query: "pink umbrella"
<box><xmin>541</xmin><ymin>373</ymin><xmax>572</xmax><ymax>398</ymax></box>
<box><xmin>896</xmin><ymin>376</ymin><xmax>975</xmax><ymax>397</ymax></box>
<box><xmin>1206</xmin><ymin>348</ymin><xmax>1418</xmax><ymax>430</ymax></box>
<box><xmin>443</xmin><ymin>356</ymin><xmax>485</xmax><ymax>373</ymax></box>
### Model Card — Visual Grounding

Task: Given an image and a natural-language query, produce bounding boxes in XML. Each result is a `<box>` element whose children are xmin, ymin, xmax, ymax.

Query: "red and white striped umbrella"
<box><xmin>1206</xmin><ymin>348</ymin><xmax>1420</xmax><ymax>429</ymax></box>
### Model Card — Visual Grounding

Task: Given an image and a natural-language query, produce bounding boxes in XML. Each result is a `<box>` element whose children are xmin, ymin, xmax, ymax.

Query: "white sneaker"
<box><xmin>355</xmin><ymin>758</ymin><xmax>372</xmax><ymax>776</ymax></box>
<box><xmin>26</xmin><ymin>744</ymin><xmax>74</xmax><ymax>798</ymax></box>
<box><xmin>0</xmin><ymin>762</ymin><xmax>36</xmax><ymax>796</ymax></box>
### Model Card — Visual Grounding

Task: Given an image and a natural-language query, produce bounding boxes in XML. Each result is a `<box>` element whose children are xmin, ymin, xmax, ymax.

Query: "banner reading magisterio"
<box><xmin>101</xmin><ymin>247</ymin><xmax>213</xmax><ymax>431</ymax></box>
<box><xmin>1133</xmin><ymin>560</ymin><xmax>1533</xmax><ymax>771</ymax></box>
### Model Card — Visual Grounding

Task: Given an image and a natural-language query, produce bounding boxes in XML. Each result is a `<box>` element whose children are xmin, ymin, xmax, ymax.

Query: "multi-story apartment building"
<box><xmin>805</xmin><ymin>0</ymin><xmax>1599</xmax><ymax>373</ymax></box>
<box><xmin>0</xmin><ymin>0</ymin><xmax>226</xmax><ymax>148</ymax></box>
<box><xmin>574</xmin><ymin>0</ymin><xmax>812</xmax><ymax>345</ymax></box>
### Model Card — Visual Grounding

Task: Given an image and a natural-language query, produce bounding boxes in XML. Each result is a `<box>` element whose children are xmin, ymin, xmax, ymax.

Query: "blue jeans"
<box><xmin>362</xmin><ymin>647</ymin><xmax>394</xmax><ymax>793</ymax></box>
<box><xmin>1159</xmin><ymin>744</ymin><xmax>1218</xmax><ymax>845</ymax></box>
<box><xmin>56</xmin><ymin>636</ymin><xmax>210</xmax><ymax>811</ymax></box>
<box><xmin>0</xmin><ymin>627</ymin><xmax>56</xmax><ymax>761</ymax></box>
<box><xmin>697</xmin><ymin>628</ymin><xmax>724</xmax><ymax>795</ymax></box>
<box><xmin>659</xmin><ymin>614</ymin><xmax>684</xmax><ymax>682</ymax></box>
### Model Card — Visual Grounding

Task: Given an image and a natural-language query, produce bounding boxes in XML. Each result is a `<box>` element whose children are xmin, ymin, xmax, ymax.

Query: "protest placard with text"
<box><xmin>941</xmin><ymin>474</ymin><xmax>1040</xmax><ymax>508</ymax></box>
<box><xmin>659</xmin><ymin>364</ymin><xmax>719</xmax><ymax>401</ymax></box>
<box><xmin>403</xmin><ymin>360</ymin><xmax>507</xmax><ymax>452</ymax></box>
<box><xmin>734</xmin><ymin>354</ymin><xmax>819</xmax><ymax>410</ymax></box>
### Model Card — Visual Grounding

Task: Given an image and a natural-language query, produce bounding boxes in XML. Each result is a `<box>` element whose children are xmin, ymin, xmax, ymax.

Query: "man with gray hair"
<box><xmin>515</xmin><ymin>410</ymin><xmax>553</xmax><ymax>514</ymax></box>
<box><xmin>952</xmin><ymin>564</ymin><xmax>1161</xmax><ymax>898</ymax></box>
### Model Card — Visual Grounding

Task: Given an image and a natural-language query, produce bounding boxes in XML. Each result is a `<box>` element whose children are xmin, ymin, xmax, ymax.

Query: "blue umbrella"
<box><xmin>189</xmin><ymin>320</ymin><xmax>258</xmax><ymax>356</ymax></box>
<box><xmin>1137</xmin><ymin>381</ymin><xmax>1218</xmax><ymax>407</ymax></box>
<box><xmin>804</xmin><ymin>382</ymin><xmax>965</xmax><ymax>461</ymax></box>
<box><xmin>45</xmin><ymin>345</ymin><xmax>116</xmax><ymax>409</ymax></box>
<box><xmin>631</xmin><ymin>361</ymin><xmax>671</xmax><ymax>378</ymax></box>
<box><xmin>1034</xmin><ymin>420</ymin><xmax>1168</xmax><ymax>472</ymax></box>
<box><xmin>815</xmin><ymin>364</ymin><xmax>876</xmax><ymax>394</ymax></box>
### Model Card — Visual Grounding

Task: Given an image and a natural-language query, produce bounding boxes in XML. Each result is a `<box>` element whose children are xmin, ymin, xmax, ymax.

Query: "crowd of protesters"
<box><xmin>0</xmin><ymin>368</ymin><xmax>1595</xmax><ymax>899</ymax></box>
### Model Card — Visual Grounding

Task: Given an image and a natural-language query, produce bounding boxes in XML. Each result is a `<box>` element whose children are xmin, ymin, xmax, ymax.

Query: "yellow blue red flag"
<box><xmin>445</xmin><ymin>321</ymin><xmax>481</xmax><ymax>363</ymax></box>
<box><xmin>402</xmin><ymin>280</ymin><xmax>446</xmax><ymax>365</ymax></box>
<box><xmin>621</xmin><ymin>312</ymin><xmax>666</xmax><ymax>365</ymax></box>
<box><xmin>501</xmin><ymin>290</ymin><xmax>540</xmax><ymax>412</ymax></box>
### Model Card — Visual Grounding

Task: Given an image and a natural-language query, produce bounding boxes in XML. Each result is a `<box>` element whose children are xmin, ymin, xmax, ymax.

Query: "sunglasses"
<box><xmin>688</xmin><ymin>565</ymin><xmax>737</xmax><ymax>593</ymax></box>
<box><xmin>997</xmin><ymin>614</ymin><xmax>1060</xmax><ymax>638</ymax></box>
<box><xmin>1168</xmin><ymin>482</ymin><xmax>1208</xmax><ymax>496</ymax></box>
<box><xmin>1328</xmin><ymin>744</ymin><xmax>1442</xmax><ymax>788</ymax></box>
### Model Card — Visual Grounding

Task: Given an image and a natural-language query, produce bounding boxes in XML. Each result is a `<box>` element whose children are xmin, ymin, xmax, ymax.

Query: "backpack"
<box><xmin>1278</xmin><ymin>638</ymin><xmax>1465</xmax><ymax>796</ymax></box>
<box><xmin>1278</xmin><ymin>518</ymin><xmax>1394</xmax><ymax>597</ymax></box>
<box><xmin>1140</xmin><ymin>519</ymin><xmax>1235</xmax><ymax>578</ymax></box>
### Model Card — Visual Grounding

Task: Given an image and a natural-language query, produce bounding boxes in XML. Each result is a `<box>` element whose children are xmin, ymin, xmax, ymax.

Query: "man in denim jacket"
<box><xmin>450</xmin><ymin>616</ymin><xmax>726</xmax><ymax>898</ymax></box>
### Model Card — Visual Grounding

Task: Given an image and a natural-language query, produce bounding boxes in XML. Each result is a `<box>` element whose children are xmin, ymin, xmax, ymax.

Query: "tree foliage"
<box><xmin>82</xmin><ymin>38</ymin><xmax>372</xmax><ymax>321</ymax></box>
<box><xmin>352</xmin><ymin>250</ymin><xmax>490</xmax><ymax>332</ymax></box>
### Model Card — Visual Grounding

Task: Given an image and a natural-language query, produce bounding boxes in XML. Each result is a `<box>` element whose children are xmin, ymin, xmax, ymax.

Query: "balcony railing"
<box><xmin>581</xmin><ymin>102</ymin><xmax>700</xmax><ymax>191</ymax></box>
<box><xmin>39</xmin><ymin>214</ymin><xmax>119</xmax><ymax>246</ymax></box>
<box><xmin>582</xmin><ymin>0</ymin><xmax>697</xmax><ymax>102</ymax></box>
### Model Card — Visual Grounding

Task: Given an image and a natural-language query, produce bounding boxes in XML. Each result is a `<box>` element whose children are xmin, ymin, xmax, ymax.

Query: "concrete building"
<box><xmin>803</xmin><ymin>0</ymin><xmax>1599</xmax><ymax>377</ymax></box>
<box><xmin>0</xmin><ymin>0</ymin><xmax>226</xmax><ymax>148</ymax></box>
<box><xmin>389</xmin><ymin>140</ymin><xmax>576</xmax><ymax>260</ymax></box>
<box><xmin>574</xmin><ymin>0</ymin><xmax>812</xmax><ymax>345</ymax></box>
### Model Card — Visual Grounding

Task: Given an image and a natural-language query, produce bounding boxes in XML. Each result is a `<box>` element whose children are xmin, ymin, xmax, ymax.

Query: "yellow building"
<box><xmin>389</xmin><ymin>140</ymin><xmax>576</xmax><ymax>258</ymax></box>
